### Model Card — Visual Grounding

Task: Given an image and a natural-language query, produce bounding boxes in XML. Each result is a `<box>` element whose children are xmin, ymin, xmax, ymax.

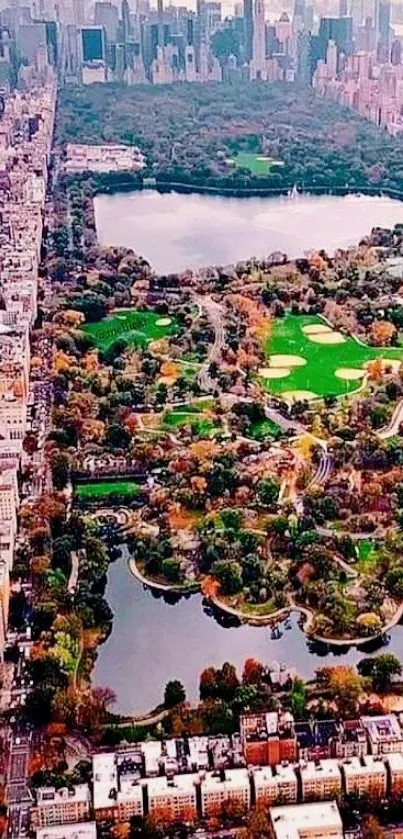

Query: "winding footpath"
<box><xmin>197</xmin><ymin>295</ymin><xmax>225</xmax><ymax>392</ymax></box>
<box><xmin>378</xmin><ymin>397</ymin><xmax>403</xmax><ymax>440</ymax></box>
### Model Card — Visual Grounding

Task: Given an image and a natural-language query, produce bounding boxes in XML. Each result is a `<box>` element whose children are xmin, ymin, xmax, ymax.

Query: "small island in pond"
<box><xmin>47</xmin><ymin>190</ymin><xmax>403</xmax><ymax>646</ymax></box>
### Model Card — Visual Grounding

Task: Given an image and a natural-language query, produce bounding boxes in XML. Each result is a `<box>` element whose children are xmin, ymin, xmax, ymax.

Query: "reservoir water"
<box><xmin>94</xmin><ymin>190</ymin><xmax>403</xmax><ymax>274</ymax></box>
<box><xmin>93</xmin><ymin>190</ymin><xmax>403</xmax><ymax>714</ymax></box>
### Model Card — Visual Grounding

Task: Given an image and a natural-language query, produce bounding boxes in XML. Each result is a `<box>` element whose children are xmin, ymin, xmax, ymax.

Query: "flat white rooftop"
<box><xmin>36</xmin><ymin>823</ymin><xmax>97</xmax><ymax>839</ymax></box>
<box><xmin>270</xmin><ymin>801</ymin><xmax>343</xmax><ymax>839</ymax></box>
<box><xmin>300</xmin><ymin>759</ymin><xmax>342</xmax><ymax>782</ymax></box>
<box><xmin>147</xmin><ymin>774</ymin><xmax>198</xmax><ymax>797</ymax></box>
<box><xmin>343</xmin><ymin>756</ymin><xmax>387</xmax><ymax>776</ymax></box>
<box><xmin>202</xmin><ymin>769</ymin><xmax>250</xmax><ymax>794</ymax></box>
<box><xmin>93</xmin><ymin>753</ymin><xmax>117</xmax><ymax>811</ymax></box>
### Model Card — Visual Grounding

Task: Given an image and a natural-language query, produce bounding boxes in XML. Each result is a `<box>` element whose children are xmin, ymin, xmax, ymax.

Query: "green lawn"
<box><xmin>75</xmin><ymin>480</ymin><xmax>141</xmax><ymax>500</ymax></box>
<box><xmin>163</xmin><ymin>402</ymin><xmax>219</xmax><ymax>436</ymax></box>
<box><xmin>234</xmin><ymin>152</ymin><xmax>283</xmax><ymax>175</ymax></box>
<box><xmin>355</xmin><ymin>539</ymin><xmax>378</xmax><ymax>574</ymax></box>
<box><xmin>262</xmin><ymin>314</ymin><xmax>403</xmax><ymax>398</ymax></box>
<box><xmin>83</xmin><ymin>309</ymin><xmax>178</xmax><ymax>351</ymax></box>
<box><xmin>248</xmin><ymin>417</ymin><xmax>282</xmax><ymax>441</ymax></box>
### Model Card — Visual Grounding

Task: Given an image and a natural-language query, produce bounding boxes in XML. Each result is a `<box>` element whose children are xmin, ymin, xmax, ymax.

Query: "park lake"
<box><xmin>93</xmin><ymin>189</ymin><xmax>403</xmax><ymax>714</ymax></box>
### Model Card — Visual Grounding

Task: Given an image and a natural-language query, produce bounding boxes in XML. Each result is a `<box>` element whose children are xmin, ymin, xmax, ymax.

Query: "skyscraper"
<box><xmin>318</xmin><ymin>16</ymin><xmax>353</xmax><ymax>57</ymax></box>
<box><xmin>81</xmin><ymin>25</ymin><xmax>105</xmax><ymax>61</ymax></box>
<box><xmin>297</xmin><ymin>29</ymin><xmax>311</xmax><ymax>83</ymax></box>
<box><xmin>293</xmin><ymin>0</ymin><xmax>305</xmax><ymax>22</ymax></box>
<box><xmin>326</xmin><ymin>37</ymin><xmax>337</xmax><ymax>76</ymax></box>
<box><xmin>376</xmin><ymin>0</ymin><xmax>390</xmax><ymax>60</ymax></box>
<box><xmin>251</xmin><ymin>0</ymin><xmax>265</xmax><ymax>77</ymax></box>
<box><xmin>94</xmin><ymin>3</ymin><xmax>119</xmax><ymax>43</ymax></box>
<box><xmin>243</xmin><ymin>0</ymin><xmax>253</xmax><ymax>63</ymax></box>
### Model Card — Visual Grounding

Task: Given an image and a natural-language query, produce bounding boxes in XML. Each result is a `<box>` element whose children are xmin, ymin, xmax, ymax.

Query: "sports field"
<box><xmin>261</xmin><ymin>314</ymin><xmax>403</xmax><ymax>399</ymax></box>
<box><xmin>234</xmin><ymin>152</ymin><xmax>283</xmax><ymax>176</ymax></box>
<box><xmin>75</xmin><ymin>480</ymin><xmax>141</xmax><ymax>501</ymax></box>
<box><xmin>83</xmin><ymin>310</ymin><xmax>178</xmax><ymax>351</ymax></box>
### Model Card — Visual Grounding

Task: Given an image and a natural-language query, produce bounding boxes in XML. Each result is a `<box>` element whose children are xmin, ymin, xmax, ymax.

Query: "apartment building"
<box><xmin>331</xmin><ymin>720</ymin><xmax>368</xmax><ymax>759</ymax></box>
<box><xmin>115</xmin><ymin>775</ymin><xmax>145</xmax><ymax>821</ymax></box>
<box><xmin>93</xmin><ymin>753</ymin><xmax>143</xmax><ymax>822</ymax></box>
<box><xmin>0</xmin><ymin>466</ymin><xmax>19</xmax><ymax>534</ymax></box>
<box><xmin>36</xmin><ymin>824</ymin><xmax>97</xmax><ymax>839</ymax></box>
<box><xmin>342</xmin><ymin>756</ymin><xmax>387</xmax><ymax>799</ymax></box>
<box><xmin>200</xmin><ymin>769</ymin><xmax>250</xmax><ymax>817</ymax></box>
<box><xmin>0</xmin><ymin>558</ymin><xmax>9</xmax><ymax>656</ymax></box>
<box><xmin>269</xmin><ymin>801</ymin><xmax>343</xmax><ymax>839</ymax></box>
<box><xmin>147</xmin><ymin>775</ymin><xmax>198</xmax><ymax>821</ymax></box>
<box><xmin>387</xmin><ymin>753</ymin><xmax>403</xmax><ymax>797</ymax></box>
<box><xmin>300</xmin><ymin>760</ymin><xmax>342</xmax><ymax>803</ymax></box>
<box><xmin>362</xmin><ymin>715</ymin><xmax>403</xmax><ymax>755</ymax></box>
<box><xmin>31</xmin><ymin>786</ymin><xmax>92</xmax><ymax>828</ymax></box>
<box><xmin>240</xmin><ymin>710</ymin><xmax>297</xmax><ymax>766</ymax></box>
<box><xmin>296</xmin><ymin>720</ymin><xmax>340</xmax><ymax>762</ymax></box>
<box><xmin>253</xmin><ymin>763</ymin><xmax>298</xmax><ymax>807</ymax></box>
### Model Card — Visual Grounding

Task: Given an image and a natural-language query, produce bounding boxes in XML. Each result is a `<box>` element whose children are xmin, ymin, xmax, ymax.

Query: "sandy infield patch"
<box><xmin>308</xmin><ymin>331</ymin><xmax>346</xmax><ymax>344</ymax></box>
<box><xmin>269</xmin><ymin>354</ymin><xmax>306</xmax><ymax>367</ymax></box>
<box><xmin>335</xmin><ymin>368</ymin><xmax>365</xmax><ymax>380</ymax></box>
<box><xmin>156</xmin><ymin>317</ymin><xmax>172</xmax><ymax>326</ymax></box>
<box><xmin>283</xmin><ymin>390</ymin><xmax>318</xmax><ymax>401</ymax></box>
<box><xmin>302</xmin><ymin>324</ymin><xmax>332</xmax><ymax>335</ymax></box>
<box><xmin>259</xmin><ymin>367</ymin><xmax>291</xmax><ymax>379</ymax></box>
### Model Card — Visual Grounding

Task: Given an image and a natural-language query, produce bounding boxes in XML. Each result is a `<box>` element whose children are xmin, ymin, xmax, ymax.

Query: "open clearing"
<box><xmin>247</xmin><ymin>418</ymin><xmax>282</xmax><ymax>441</ymax></box>
<box><xmin>82</xmin><ymin>309</ymin><xmax>178</xmax><ymax>351</ymax></box>
<box><xmin>233</xmin><ymin>151</ymin><xmax>283</xmax><ymax>176</ymax></box>
<box><xmin>262</xmin><ymin>314</ymin><xmax>403</xmax><ymax>397</ymax></box>
<box><xmin>75</xmin><ymin>480</ymin><xmax>141</xmax><ymax>500</ymax></box>
<box><xmin>163</xmin><ymin>401</ymin><xmax>219</xmax><ymax>437</ymax></box>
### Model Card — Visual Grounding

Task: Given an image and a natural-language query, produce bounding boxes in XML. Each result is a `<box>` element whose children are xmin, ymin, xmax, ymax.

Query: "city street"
<box><xmin>7</xmin><ymin>730</ymin><xmax>32</xmax><ymax>839</ymax></box>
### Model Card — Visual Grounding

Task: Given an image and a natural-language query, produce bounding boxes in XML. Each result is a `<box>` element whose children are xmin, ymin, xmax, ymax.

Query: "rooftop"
<box><xmin>35</xmin><ymin>824</ymin><xmax>97</xmax><ymax>839</ymax></box>
<box><xmin>270</xmin><ymin>801</ymin><xmax>343</xmax><ymax>839</ymax></box>
<box><xmin>92</xmin><ymin>753</ymin><xmax>117</xmax><ymax>811</ymax></box>
<box><xmin>342</xmin><ymin>755</ymin><xmax>387</xmax><ymax>776</ymax></box>
<box><xmin>300</xmin><ymin>759</ymin><xmax>341</xmax><ymax>781</ymax></box>
<box><xmin>386</xmin><ymin>753</ymin><xmax>403</xmax><ymax>772</ymax></box>
<box><xmin>201</xmin><ymin>769</ymin><xmax>250</xmax><ymax>793</ymax></box>
<box><xmin>36</xmin><ymin>785</ymin><xmax>91</xmax><ymax>806</ymax></box>
<box><xmin>361</xmin><ymin>715</ymin><xmax>403</xmax><ymax>742</ymax></box>
<box><xmin>147</xmin><ymin>774</ymin><xmax>199</xmax><ymax>797</ymax></box>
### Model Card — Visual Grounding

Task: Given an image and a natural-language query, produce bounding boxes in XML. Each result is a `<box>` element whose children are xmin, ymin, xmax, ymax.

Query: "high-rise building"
<box><xmin>251</xmin><ymin>0</ymin><xmax>266</xmax><ymax>77</ymax></box>
<box><xmin>318</xmin><ymin>16</ymin><xmax>353</xmax><ymax>57</ymax></box>
<box><xmin>391</xmin><ymin>38</ymin><xmax>401</xmax><ymax>65</ymax></box>
<box><xmin>16</xmin><ymin>22</ymin><xmax>47</xmax><ymax>63</ymax></box>
<box><xmin>81</xmin><ymin>25</ymin><xmax>105</xmax><ymax>61</ymax></box>
<box><xmin>94</xmin><ymin>2</ymin><xmax>119</xmax><ymax>42</ymax></box>
<box><xmin>293</xmin><ymin>0</ymin><xmax>305</xmax><ymax>24</ymax></box>
<box><xmin>243</xmin><ymin>0</ymin><xmax>253</xmax><ymax>63</ymax></box>
<box><xmin>326</xmin><ymin>38</ymin><xmax>338</xmax><ymax>76</ymax></box>
<box><xmin>376</xmin><ymin>0</ymin><xmax>391</xmax><ymax>60</ymax></box>
<box><xmin>297</xmin><ymin>29</ymin><xmax>312</xmax><ymax>83</ymax></box>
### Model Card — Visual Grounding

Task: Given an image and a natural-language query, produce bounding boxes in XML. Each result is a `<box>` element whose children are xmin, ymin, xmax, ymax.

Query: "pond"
<box><xmin>94</xmin><ymin>556</ymin><xmax>403</xmax><ymax>715</ymax></box>
<box><xmin>94</xmin><ymin>190</ymin><xmax>403</xmax><ymax>274</ymax></box>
